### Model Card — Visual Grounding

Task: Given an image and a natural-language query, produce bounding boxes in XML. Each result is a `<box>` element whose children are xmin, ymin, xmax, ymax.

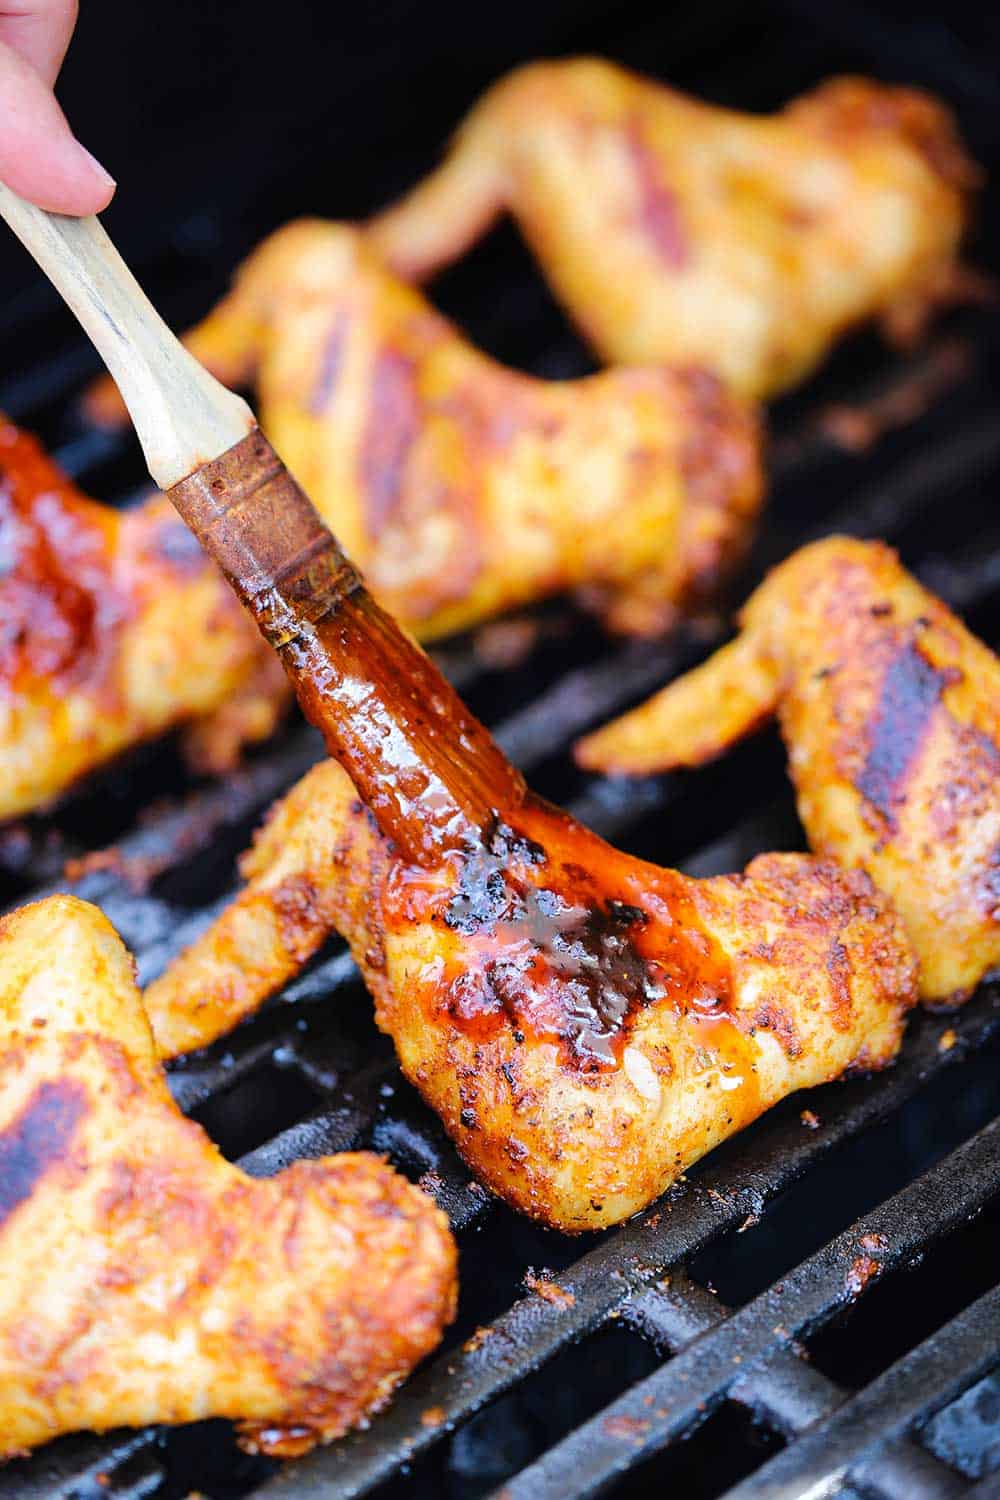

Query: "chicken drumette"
<box><xmin>147</xmin><ymin>746</ymin><xmax>915</xmax><ymax>1232</ymax></box>
<box><xmin>0</xmin><ymin>419</ymin><xmax>288</xmax><ymax>821</ymax></box>
<box><xmin>87</xmin><ymin>222</ymin><xmax>763</xmax><ymax>640</ymax></box>
<box><xmin>370</xmin><ymin>61</ymin><xmax>978</xmax><ymax>400</ymax></box>
<box><xmin>577</xmin><ymin>537</ymin><xmax>1000</xmax><ymax>1005</ymax></box>
<box><xmin>0</xmin><ymin>894</ymin><xmax>455</xmax><ymax>1459</ymax></box>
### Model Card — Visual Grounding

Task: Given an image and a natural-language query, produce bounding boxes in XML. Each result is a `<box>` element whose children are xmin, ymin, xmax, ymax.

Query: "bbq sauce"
<box><xmin>385</xmin><ymin>797</ymin><xmax>738</xmax><ymax>1071</ymax></box>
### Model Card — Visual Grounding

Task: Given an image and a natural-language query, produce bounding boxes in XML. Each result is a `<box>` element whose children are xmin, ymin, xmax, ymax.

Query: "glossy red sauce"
<box><xmin>0</xmin><ymin>421</ymin><xmax>123</xmax><ymax>691</ymax></box>
<box><xmin>384</xmin><ymin>794</ymin><xmax>747</xmax><ymax>1073</ymax></box>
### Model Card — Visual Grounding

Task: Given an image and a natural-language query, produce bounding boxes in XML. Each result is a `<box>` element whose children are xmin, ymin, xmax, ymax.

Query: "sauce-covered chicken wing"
<box><xmin>88</xmin><ymin>223</ymin><xmax>763</xmax><ymax>639</ymax></box>
<box><xmin>147</xmin><ymin>760</ymin><xmax>915</xmax><ymax>1232</ymax></box>
<box><xmin>577</xmin><ymin>537</ymin><xmax>1000</xmax><ymax>1004</ymax></box>
<box><xmin>0</xmin><ymin>894</ymin><xmax>455</xmax><ymax>1459</ymax></box>
<box><xmin>370</xmin><ymin>61</ymin><xmax>978</xmax><ymax>400</ymax></box>
<box><xmin>0</xmin><ymin>419</ymin><xmax>287</xmax><ymax>821</ymax></box>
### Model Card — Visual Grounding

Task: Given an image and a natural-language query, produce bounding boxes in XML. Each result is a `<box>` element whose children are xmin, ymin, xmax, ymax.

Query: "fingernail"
<box><xmin>77</xmin><ymin>143</ymin><xmax>116</xmax><ymax>194</ymax></box>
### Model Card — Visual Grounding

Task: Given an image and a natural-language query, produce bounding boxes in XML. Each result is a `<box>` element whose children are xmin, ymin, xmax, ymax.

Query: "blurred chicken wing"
<box><xmin>370</xmin><ymin>60</ymin><xmax>979</xmax><ymax>400</ymax></box>
<box><xmin>0</xmin><ymin>419</ymin><xmax>288</xmax><ymax>821</ymax></box>
<box><xmin>0</xmin><ymin>894</ymin><xmax>455</xmax><ymax>1459</ymax></box>
<box><xmin>577</xmin><ymin>537</ymin><xmax>1000</xmax><ymax>1004</ymax></box>
<box><xmin>87</xmin><ymin>222</ymin><xmax>763</xmax><ymax>640</ymax></box>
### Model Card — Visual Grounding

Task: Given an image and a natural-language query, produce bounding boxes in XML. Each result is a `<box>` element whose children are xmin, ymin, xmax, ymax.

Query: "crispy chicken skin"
<box><xmin>146</xmin><ymin>765</ymin><xmax>916</xmax><ymax>1232</ymax></box>
<box><xmin>0</xmin><ymin>894</ymin><xmax>456</xmax><ymax>1460</ymax></box>
<box><xmin>0</xmin><ymin>419</ymin><xmax>288</xmax><ymax>821</ymax></box>
<box><xmin>369</xmin><ymin>60</ymin><xmax>978</xmax><ymax>401</ymax></box>
<box><xmin>577</xmin><ymin>538</ymin><xmax>1000</xmax><ymax>1005</ymax></box>
<box><xmin>87</xmin><ymin>222</ymin><xmax>763</xmax><ymax>639</ymax></box>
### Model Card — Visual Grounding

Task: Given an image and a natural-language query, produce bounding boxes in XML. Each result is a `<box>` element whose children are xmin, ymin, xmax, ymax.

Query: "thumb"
<box><xmin>0</xmin><ymin>38</ymin><xmax>114</xmax><ymax>214</ymax></box>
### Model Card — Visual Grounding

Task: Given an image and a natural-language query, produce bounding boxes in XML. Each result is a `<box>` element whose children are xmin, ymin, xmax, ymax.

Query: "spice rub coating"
<box><xmin>0</xmin><ymin>896</ymin><xmax>455</xmax><ymax>1459</ymax></box>
<box><xmin>578</xmin><ymin>537</ymin><xmax>1000</xmax><ymax>1004</ymax></box>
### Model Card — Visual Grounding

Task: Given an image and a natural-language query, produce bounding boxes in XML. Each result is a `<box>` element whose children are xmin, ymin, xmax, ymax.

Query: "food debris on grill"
<box><xmin>523</xmin><ymin>1268</ymin><xmax>577</xmax><ymax>1308</ymax></box>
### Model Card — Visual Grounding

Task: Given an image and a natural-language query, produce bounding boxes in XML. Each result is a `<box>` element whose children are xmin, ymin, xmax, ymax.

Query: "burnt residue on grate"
<box><xmin>2</xmin><ymin>1</ymin><xmax>1000</xmax><ymax>1497</ymax></box>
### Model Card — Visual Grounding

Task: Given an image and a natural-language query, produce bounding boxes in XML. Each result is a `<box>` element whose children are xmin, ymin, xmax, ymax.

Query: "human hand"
<box><xmin>0</xmin><ymin>1</ymin><xmax>114</xmax><ymax>214</ymax></box>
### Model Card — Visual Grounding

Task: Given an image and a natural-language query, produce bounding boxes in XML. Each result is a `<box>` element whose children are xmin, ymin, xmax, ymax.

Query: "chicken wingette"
<box><xmin>0</xmin><ymin>894</ymin><xmax>456</xmax><ymax>1460</ymax></box>
<box><xmin>0</xmin><ymin>419</ymin><xmax>288</xmax><ymax>821</ymax></box>
<box><xmin>87</xmin><ymin>222</ymin><xmax>763</xmax><ymax>640</ymax></box>
<box><xmin>577</xmin><ymin>537</ymin><xmax>1000</xmax><ymax>1005</ymax></box>
<box><xmin>146</xmin><ymin>756</ymin><xmax>915</xmax><ymax>1232</ymax></box>
<box><xmin>369</xmin><ymin>60</ymin><xmax>978</xmax><ymax>401</ymax></box>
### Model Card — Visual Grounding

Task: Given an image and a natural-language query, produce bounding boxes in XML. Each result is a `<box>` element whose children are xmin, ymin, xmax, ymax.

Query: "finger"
<box><xmin>0</xmin><ymin>0</ymin><xmax>78</xmax><ymax>85</ymax></box>
<box><xmin>0</xmin><ymin>38</ymin><xmax>114</xmax><ymax>213</ymax></box>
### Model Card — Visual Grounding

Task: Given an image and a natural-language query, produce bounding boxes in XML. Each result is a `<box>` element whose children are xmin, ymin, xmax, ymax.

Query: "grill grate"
<box><xmin>2</xmin><ymin>2</ymin><xmax>1000</xmax><ymax>1496</ymax></box>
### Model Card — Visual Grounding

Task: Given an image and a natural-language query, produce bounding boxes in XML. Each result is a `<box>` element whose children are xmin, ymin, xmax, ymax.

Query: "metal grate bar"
<box><xmin>769</xmin><ymin>417</ymin><xmax>1000</xmax><ymax>568</ymax></box>
<box><xmin>728</xmin><ymin>1286</ymin><xmax>1000</xmax><ymax>1499</ymax></box>
<box><xmin>3</xmin><ymin>1429</ymin><xmax>165</xmax><ymax>1500</ymax></box>
<box><xmin>621</xmin><ymin>1276</ymin><xmax>966</xmax><ymax>1498</ymax></box>
<box><xmin>491</xmin><ymin>632</ymin><xmax>710</xmax><ymax>766</ymax></box>
<box><xmin>480</xmin><ymin>1118</ymin><xmax>1000</xmax><ymax>1498</ymax></box>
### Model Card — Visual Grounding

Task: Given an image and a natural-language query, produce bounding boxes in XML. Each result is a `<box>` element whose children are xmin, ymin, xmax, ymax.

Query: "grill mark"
<box><xmin>0</xmin><ymin>1079</ymin><xmax>87</xmax><ymax>1230</ymax></box>
<box><xmin>856</xmin><ymin>642</ymin><xmax>960</xmax><ymax>831</ymax></box>
<box><xmin>309</xmin><ymin>310</ymin><xmax>349</xmax><ymax>416</ymax></box>
<box><xmin>625</xmin><ymin>119</ymin><xmax>689</xmax><ymax>270</ymax></box>
<box><xmin>359</xmin><ymin>350</ymin><xmax>421</xmax><ymax>539</ymax></box>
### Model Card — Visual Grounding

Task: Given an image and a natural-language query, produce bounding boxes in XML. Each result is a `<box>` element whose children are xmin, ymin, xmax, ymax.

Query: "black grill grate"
<box><xmin>2</xmin><ymin>2</ymin><xmax>1000</xmax><ymax>1497</ymax></box>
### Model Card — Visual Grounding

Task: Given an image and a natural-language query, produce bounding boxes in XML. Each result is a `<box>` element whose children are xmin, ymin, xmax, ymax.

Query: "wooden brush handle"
<box><xmin>0</xmin><ymin>187</ymin><xmax>523</xmax><ymax>862</ymax></box>
<box><xmin>0</xmin><ymin>185</ymin><xmax>254</xmax><ymax>488</ymax></box>
<box><xmin>170</xmin><ymin>433</ymin><xmax>523</xmax><ymax>861</ymax></box>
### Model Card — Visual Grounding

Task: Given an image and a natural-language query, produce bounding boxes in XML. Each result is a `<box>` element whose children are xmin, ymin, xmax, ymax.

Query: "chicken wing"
<box><xmin>369</xmin><ymin>61</ymin><xmax>978</xmax><ymax>400</ymax></box>
<box><xmin>87</xmin><ymin>222</ymin><xmax>763</xmax><ymax>640</ymax></box>
<box><xmin>0</xmin><ymin>419</ymin><xmax>288</xmax><ymax>821</ymax></box>
<box><xmin>0</xmin><ymin>894</ymin><xmax>455</xmax><ymax>1459</ymax></box>
<box><xmin>577</xmin><ymin>537</ymin><xmax>1000</xmax><ymax>1005</ymax></box>
<box><xmin>146</xmin><ymin>758</ymin><xmax>915</xmax><ymax>1232</ymax></box>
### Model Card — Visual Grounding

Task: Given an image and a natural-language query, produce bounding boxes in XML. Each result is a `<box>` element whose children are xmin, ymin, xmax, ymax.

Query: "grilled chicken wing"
<box><xmin>0</xmin><ymin>419</ymin><xmax>288</xmax><ymax>821</ymax></box>
<box><xmin>147</xmin><ymin>759</ymin><xmax>915</xmax><ymax>1232</ymax></box>
<box><xmin>87</xmin><ymin>222</ymin><xmax>763</xmax><ymax>639</ymax></box>
<box><xmin>370</xmin><ymin>61</ymin><xmax>978</xmax><ymax>401</ymax></box>
<box><xmin>577</xmin><ymin>537</ymin><xmax>1000</xmax><ymax>1005</ymax></box>
<box><xmin>0</xmin><ymin>894</ymin><xmax>455</xmax><ymax>1459</ymax></box>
